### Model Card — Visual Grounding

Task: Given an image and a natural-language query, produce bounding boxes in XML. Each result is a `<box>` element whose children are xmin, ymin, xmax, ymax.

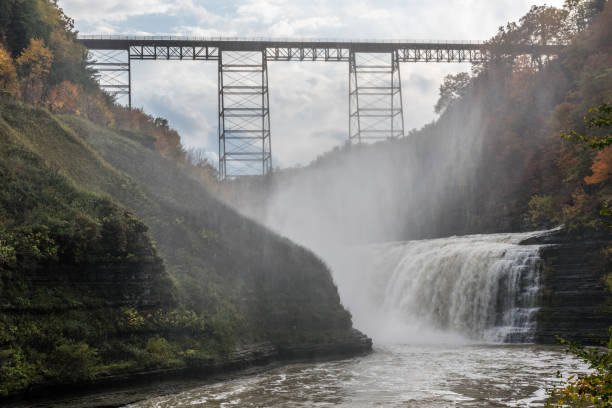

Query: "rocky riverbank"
<box><xmin>521</xmin><ymin>229</ymin><xmax>612</xmax><ymax>345</ymax></box>
<box><xmin>3</xmin><ymin>330</ymin><xmax>372</xmax><ymax>408</ymax></box>
<box><xmin>7</xmin><ymin>333</ymin><xmax>371</xmax><ymax>408</ymax></box>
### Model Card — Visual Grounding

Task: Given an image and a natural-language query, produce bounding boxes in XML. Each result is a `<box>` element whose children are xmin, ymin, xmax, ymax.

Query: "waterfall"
<box><xmin>330</xmin><ymin>232</ymin><xmax>544</xmax><ymax>343</ymax></box>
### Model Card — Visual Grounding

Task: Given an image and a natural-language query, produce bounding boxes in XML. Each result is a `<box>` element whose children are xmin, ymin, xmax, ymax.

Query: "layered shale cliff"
<box><xmin>522</xmin><ymin>230</ymin><xmax>612</xmax><ymax>345</ymax></box>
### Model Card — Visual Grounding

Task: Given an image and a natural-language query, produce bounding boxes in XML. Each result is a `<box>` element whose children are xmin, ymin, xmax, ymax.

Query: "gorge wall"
<box><xmin>0</xmin><ymin>104</ymin><xmax>370</xmax><ymax>400</ymax></box>
<box><xmin>525</xmin><ymin>230</ymin><xmax>612</xmax><ymax>345</ymax></box>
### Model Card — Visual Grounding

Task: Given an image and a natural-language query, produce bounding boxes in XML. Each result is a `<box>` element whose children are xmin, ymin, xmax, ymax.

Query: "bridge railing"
<box><xmin>77</xmin><ymin>34</ymin><xmax>485</xmax><ymax>46</ymax></box>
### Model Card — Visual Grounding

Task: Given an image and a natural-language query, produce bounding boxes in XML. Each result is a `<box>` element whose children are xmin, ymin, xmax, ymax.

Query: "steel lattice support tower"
<box><xmin>218</xmin><ymin>50</ymin><xmax>272</xmax><ymax>180</ymax></box>
<box><xmin>349</xmin><ymin>51</ymin><xmax>404</xmax><ymax>144</ymax></box>
<box><xmin>88</xmin><ymin>49</ymin><xmax>131</xmax><ymax>108</ymax></box>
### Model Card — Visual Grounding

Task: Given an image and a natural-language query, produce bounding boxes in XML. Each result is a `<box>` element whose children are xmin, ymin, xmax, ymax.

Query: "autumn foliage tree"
<box><xmin>80</xmin><ymin>91</ymin><xmax>114</xmax><ymax>127</ymax></box>
<box><xmin>480</xmin><ymin>5</ymin><xmax>571</xmax><ymax>73</ymax></box>
<box><xmin>16</xmin><ymin>38</ymin><xmax>53</xmax><ymax>104</ymax></box>
<box><xmin>586</xmin><ymin>147</ymin><xmax>612</xmax><ymax>184</ymax></box>
<box><xmin>47</xmin><ymin>80</ymin><xmax>78</xmax><ymax>114</ymax></box>
<box><xmin>111</xmin><ymin>106</ymin><xmax>186</xmax><ymax>162</ymax></box>
<box><xmin>0</xmin><ymin>45</ymin><xmax>19</xmax><ymax>100</ymax></box>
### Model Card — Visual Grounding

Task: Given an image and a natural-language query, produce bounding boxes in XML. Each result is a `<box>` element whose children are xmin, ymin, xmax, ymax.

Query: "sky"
<box><xmin>58</xmin><ymin>0</ymin><xmax>565</xmax><ymax>168</ymax></box>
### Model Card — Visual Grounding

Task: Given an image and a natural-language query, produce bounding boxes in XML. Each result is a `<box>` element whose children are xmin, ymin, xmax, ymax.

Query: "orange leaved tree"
<box><xmin>0</xmin><ymin>45</ymin><xmax>20</xmax><ymax>101</ymax></box>
<box><xmin>16</xmin><ymin>38</ymin><xmax>53</xmax><ymax>105</ymax></box>
<box><xmin>47</xmin><ymin>80</ymin><xmax>79</xmax><ymax>114</ymax></box>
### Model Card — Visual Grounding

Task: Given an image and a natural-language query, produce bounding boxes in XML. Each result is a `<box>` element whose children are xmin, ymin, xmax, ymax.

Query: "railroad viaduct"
<box><xmin>77</xmin><ymin>36</ymin><xmax>560</xmax><ymax>179</ymax></box>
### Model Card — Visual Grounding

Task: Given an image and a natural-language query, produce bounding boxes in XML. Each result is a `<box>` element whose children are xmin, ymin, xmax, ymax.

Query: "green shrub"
<box><xmin>117</xmin><ymin>307</ymin><xmax>145</xmax><ymax>331</ymax></box>
<box><xmin>145</xmin><ymin>337</ymin><xmax>174</xmax><ymax>365</ymax></box>
<box><xmin>46</xmin><ymin>341</ymin><xmax>99</xmax><ymax>382</ymax></box>
<box><xmin>0</xmin><ymin>348</ymin><xmax>38</xmax><ymax>396</ymax></box>
<box><xmin>605</xmin><ymin>273</ymin><xmax>612</xmax><ymax>293</ymax></box>
<box><xmin>529</xmin><ymin>195</ymin><xmax>559</xmax><ymax>227</ymax></box>
<box><xmin>547</xmin><ymin>337</ymin><xmax>612</xmax><ymax>407</ymax></box>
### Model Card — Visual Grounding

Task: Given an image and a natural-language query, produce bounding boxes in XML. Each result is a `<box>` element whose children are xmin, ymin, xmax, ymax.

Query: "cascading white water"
<box><xmin>329</xmin><ymin>232</ymin><xmax>544</xmax><ymax>344</ymax></box>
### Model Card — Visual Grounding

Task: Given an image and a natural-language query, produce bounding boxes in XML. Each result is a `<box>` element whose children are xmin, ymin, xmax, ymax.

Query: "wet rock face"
<box><xmin>523</xmin><ymin>230</ymin><xmax>612</xmax><ymax>345</ymax></box>
<box><xmin>23</xmin><ymin>259</ymin><xmax>169</xmax><ymax>309</ymax></box>
<box><xmin>275</xmin><ymin>329</ymin><xmax>373</xmax><ymax>359</ymax></box>
<box><xmin>186</xmin><ymin>330</ymin><xmax>372</xmax><ymax>373</ymax></box>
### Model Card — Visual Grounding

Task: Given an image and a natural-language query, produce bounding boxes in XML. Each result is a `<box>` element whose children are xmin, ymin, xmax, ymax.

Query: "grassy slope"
<box><xmin>0</xmin><ymin>106</ymin><xmax>178</xmax><ymax>396</ymax></box>
<box><xmin>56</xmin><ymin>112</ymin><xmax>354</xmax><ymax>343</ymax></box>
<box><xmin>0</xmin><ymin>104</ymin><xmax>364</xmax><ymax>396</ymax></box>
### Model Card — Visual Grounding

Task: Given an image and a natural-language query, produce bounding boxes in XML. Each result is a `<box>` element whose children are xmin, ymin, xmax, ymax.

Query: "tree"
<box><xmin>564</xmin><ymin>0</ymin><xmax>607</xmax><ymax>33</ymax></box>
<box><xmin>560</xmin><ymin>103</ymin><xmax>612</xmax><ymax>228</ymax></box>
<box><xmin>481</xmin><ymin>5</ymin><xmax>571</xmax><ymax>72</ymax></box>
<box><xmin>562</xmin><ymin>103</ymin><xmax>612</xmax><ymax>150</ymax></box>
<box><xmin>185</xmin><ymin>146</ymin><xmax>219</xmax><ymax>186</ymax></box>
<box><xmin>434</xmin><ymin>72</ymin><xmax>471</xmax><ymax>114</ymax></box>
<box><xmin>528</xmin><ymin>195</ymin><xmax>559</xmax><ymax>227</ymax></box>
<box><xmin>47</xmin><ymin>80</ymin><xmax>78</xmax><ymax>114</ymax></box>
<box><xmin>0</xmin><ymin>0</ymin><xmax>38</xmax><ymax>57</ymax></box>
<box><xmin>516</xmin><ymin>5</ymin><xmax>570</xmax><ymax>46</ymax></box>
<box><xmin>16</xmin><ymin>38</ymin><xmax>53</xmax><ymax>104</ymax></box>
<box><xmin>0</xmin><ymin>45</ymin><xmax>19</xmax><ymax>100</ymax></box>
<box><xmin>80</xmin><ymin>91</ymin><xmax>114</xmax><ymax>126</ymax></box>
<box><xmin>47</xmin><ymin>26</ymin><xmax>95</xmax><ymax>91</ymax></box>
<box><xmin>546</xmin><ymin>336</ymin><xmax>612</xmax><ymax>407</ymax></box>
<box><xmin>585</xmin><ymin>146</ymin><xmax>612</xmax><ymax>185</ymax></box>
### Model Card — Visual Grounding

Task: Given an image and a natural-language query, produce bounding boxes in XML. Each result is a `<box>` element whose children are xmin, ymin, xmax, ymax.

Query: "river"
<box><xmin>125</xmin><ymin>344</ymin><xmax>585</xmax><ymax>407</ymax></box>
<box><xmin>126</xmin><ymin>231</ymin><xmax>588</xmax><ymax>407</ymax></box>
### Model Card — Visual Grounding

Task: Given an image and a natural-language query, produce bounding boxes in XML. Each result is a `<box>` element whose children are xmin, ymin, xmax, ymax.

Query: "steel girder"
<box><xmin>218</xmin><ymin>51</ymin><xmax>272</xmax><ymax>180</ymax></box>
<box><xmin>129</xmin><ymin>45</ymin><xmax>219</xmax><ymax>60</ymax></box>
<box><xmin>349</xmin><ymin>51</ymin><xmax>404</xmax><ymax>144</ymax></box>
<box><xmin>396</xmin><ymin>47</ymin><xmax>485</xmax><ymax>62</ymax></box>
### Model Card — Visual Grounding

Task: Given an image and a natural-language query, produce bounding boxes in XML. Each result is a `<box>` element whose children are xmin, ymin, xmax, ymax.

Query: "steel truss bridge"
<box><xmin>78</xmin><ymin>35</ymin><xmax>561</xmax><ymax>180</ymax></box>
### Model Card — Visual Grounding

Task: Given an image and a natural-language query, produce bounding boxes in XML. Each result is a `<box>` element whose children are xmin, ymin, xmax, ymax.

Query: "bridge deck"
<box><xmin>77</xmin><ymin>35</ymin><xmax>562</xmax><ymax>62</ymax></box>
<box><xmin>79</xmin><ymin>35</ymin><xmax>485</xmax><ymax>49</ymax></box>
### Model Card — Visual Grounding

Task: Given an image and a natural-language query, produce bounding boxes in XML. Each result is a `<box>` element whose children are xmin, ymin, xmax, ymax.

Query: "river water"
<box><xmin>125</xmin><ymin>344</ymin><xmax>585</xmax><ymax>407</ymax></box>
<box><xmin>127</xmin><ymin>232</ymin><xmax>588</xmax><ymax>407</ymax></box>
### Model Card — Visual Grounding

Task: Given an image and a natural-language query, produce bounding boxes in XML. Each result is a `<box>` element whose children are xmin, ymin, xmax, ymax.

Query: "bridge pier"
<box><xmin>349</xmin><ymin>51</ymin><xmax>404</xmax><ymax>144</ymax></box>
<box><xmin>87</xmin><ymin>49</ymin><xmax>131</xmax><ymax>108</ymax></box>
<box><xmin>218</xmin><ymin>50</ymin><xmax>272</xmax><ymax>180</ymax></box>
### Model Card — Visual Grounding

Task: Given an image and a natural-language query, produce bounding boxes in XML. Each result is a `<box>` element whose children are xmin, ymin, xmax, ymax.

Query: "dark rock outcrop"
<box><xmin>275</xmin><ymin>329</ymin><xmax>373</xmax><ymax>359</ymax></box>
<box><xmin>522</xmin><ymin>229</ymin><xmax>612</xmax><ymax>345</ymax></box>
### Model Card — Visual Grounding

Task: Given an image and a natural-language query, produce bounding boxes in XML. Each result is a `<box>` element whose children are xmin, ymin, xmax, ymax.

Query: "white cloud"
<box><xmin>173</xmin><ymin>0</ymin><xmax>222</xmax><ymax>24</ymax></box>
<box><xmin>60</xmin><ymin>0</ymin><xmax>174</xmax><ymax>23</ymax></box>
<box><xmin>172</xmin><ymin>26</ymin><xmax>239</xmax><ymax>37</ymax></box>
<box><xmin>130</xmin><ymin>60</ymin><xmax>218</xmax><ymax>148</ymax></box>
<box><xmin>268</xmin><ymin>16</ymin><xmax>342</xmax><ymax>37</ymax></box>
<box><xmin>59</xmin><ymin>0</ymin><xmax>220</xmax><ymax>32</ymax></box>
<box><xmin>236</xmin><ymin>0</ymin><xmax>288</xmax><ymax>23</ymax></box>
<box><xmin>267</xmin><ymin>62</ymin><xmax>347</xmax><ymax>167</ymax></box>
